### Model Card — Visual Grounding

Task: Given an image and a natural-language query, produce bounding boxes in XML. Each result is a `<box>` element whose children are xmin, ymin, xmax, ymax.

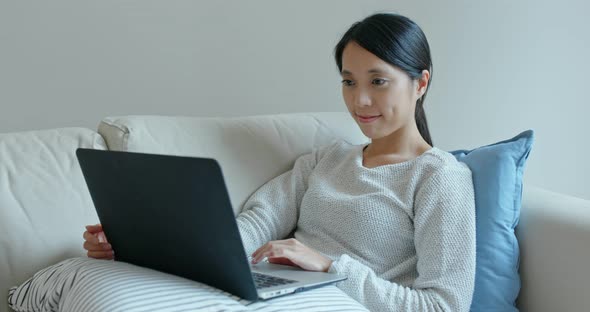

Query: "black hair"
<box><xmin>334</xmin><ymin>13</ymin><xmax>434</xmax><ymax>146</ymax></box>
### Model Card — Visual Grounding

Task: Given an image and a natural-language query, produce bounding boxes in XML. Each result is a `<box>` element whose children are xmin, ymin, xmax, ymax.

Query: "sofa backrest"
<box><xmin>98</xmin><ymin>112</ymin><xmax>368</xmax><ymax>215</ymax></box>
<box><xmin>0</xmin><ymin>128</ymin><xmax>106</xmax><ymax>312</ymax></box>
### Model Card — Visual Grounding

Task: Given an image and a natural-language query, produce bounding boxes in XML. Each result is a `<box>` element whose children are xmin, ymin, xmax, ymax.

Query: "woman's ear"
<box><xmin>416</xmin><ymin>70</ymin><xmax>430</xmax><ymax>98</ymax></box>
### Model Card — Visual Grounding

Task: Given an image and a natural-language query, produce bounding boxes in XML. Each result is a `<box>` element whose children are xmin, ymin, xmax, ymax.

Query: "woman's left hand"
<box><xmin>251</xmin><ymin>238</ymin><xmax>333</xmax><ymax>272</ymax></box>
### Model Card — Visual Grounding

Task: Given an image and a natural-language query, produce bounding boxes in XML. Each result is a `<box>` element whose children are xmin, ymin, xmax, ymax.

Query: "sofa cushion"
<box><xmin>98</xmin><ymin>112</ymin><xmax>368</xmax><ymax>215</ymax></box>
<box><xmin>451</xmin><ymin>130</ymin><xmax>534</xmax><ymax>312</ymax></box>
<box><xmin>0</xmin><ymin>127</ymin><xmax>106</xmax><ymax>312</ymax></box>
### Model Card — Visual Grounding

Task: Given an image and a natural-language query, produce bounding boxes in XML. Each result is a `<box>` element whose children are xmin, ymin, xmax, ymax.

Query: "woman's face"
<box><xmin>340</xmin><ymin>41</ymin><xmax>428</xmax><ymax>140</ymax></box>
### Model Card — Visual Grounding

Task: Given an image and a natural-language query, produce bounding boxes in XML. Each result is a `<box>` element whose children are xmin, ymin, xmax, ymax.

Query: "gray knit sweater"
<box><xmin>237</xmin><ymin>140</ymin><xmax>476</xmax><ymax>311</ymax></box>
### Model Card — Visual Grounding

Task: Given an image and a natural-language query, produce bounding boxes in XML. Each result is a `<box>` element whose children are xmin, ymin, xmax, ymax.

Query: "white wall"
<box><xmin>1</xmin><ymin>0</ymin><xmax>588</xmax><ymax>200</ymax></box>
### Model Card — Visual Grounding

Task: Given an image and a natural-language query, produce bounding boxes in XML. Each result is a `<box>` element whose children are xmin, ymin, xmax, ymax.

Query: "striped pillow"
<box><xmin>8</xmin><ymin>257</ymin><xmax>368</xmax><ymax>312</ymax></box>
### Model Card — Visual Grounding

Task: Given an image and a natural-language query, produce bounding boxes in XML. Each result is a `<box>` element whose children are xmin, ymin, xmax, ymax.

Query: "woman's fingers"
<box><xmin>251</xmin><ymin>243</ymin><xmax>273</xmax><ymax>263</ymax></box>
<box><xmin>84</xmin><ymin>225</ymin><xmax>109</xmax><ymax>244</ymax></box>
<box><xmin>83</xmin><ymin>226</ymin><xmax>112</xmax><ymax>260</ymax></box>
<box><xmin>96</xmin><ymin>231</ymin><xmax>107</xmax><ymax>243</ymax></box>
<box><xmin>85</xmin><ymin>224</ymin><xmax>103</xmax><ymax>234</ymax></box>
<box><xmin>252</xmin><ymin>241</ymin><xmax>291</xmax><ymax>264</ymax></box>
<box><xmin>251</xmin><ymin>239</ymin><xmax>331</xmax><ymax>272</ymax></box>
<box><xmin>87</xmin><ymin>250</ymin><xmax>114</xmax><ymax>260</ymax></box>
<box><xmin>83</xmin><ymin>241</ymin><xmax>112</xmax><ymax>252</ymax></box>
<box><xmin>267</xmin><ymin>257</ymin><xmax>299</xmax><ymax>267</ymax></box>
<box><xmin>82</xmin><ymin>224</ymin><xmax>113</xmax><ymax>260</ymax></box>
<box><xmin>83</xmin><ymin>230</ymin><xmax>99</xmax><ymax>244</ymax></box>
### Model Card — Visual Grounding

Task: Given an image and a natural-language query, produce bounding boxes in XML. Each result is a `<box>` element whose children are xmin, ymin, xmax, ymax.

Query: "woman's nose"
<box><xmin>355</xmin><ymin>90</ymin><xmax>372</xmax><ymax>107</ymax></box>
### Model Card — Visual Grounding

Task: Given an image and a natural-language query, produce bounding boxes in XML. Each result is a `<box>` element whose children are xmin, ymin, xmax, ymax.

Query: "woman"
<box><xmin>83</xmin><ymin>12</ymin><xmax>476</xmax><ymax>311</ymax></box>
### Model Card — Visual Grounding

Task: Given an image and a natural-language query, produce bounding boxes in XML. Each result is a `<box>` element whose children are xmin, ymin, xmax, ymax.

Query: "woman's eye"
<box><xmin>373</xmin><ymin>79</ymin><xmax>387</xmax><ymax>85</ymax></box>
<box><xmin>341</xmin><ymin>79</ymin><xmax>354</xmax><ymax>86</ymax></box>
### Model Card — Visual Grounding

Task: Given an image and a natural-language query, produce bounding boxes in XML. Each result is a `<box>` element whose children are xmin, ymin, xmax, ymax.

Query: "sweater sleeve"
<box><xmin>236</xmin><ymin>145</ymin><xmax>327</xmax><ymax>256</ymax></box>
<box><xmin>328</xmin><ymin>164</ymin><xmax>476</xmax><ymax>312</ymax></box>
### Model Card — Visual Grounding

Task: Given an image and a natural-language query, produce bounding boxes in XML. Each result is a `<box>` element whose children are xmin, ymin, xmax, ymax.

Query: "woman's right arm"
<box><xmin>236</xmin><ymin>145</ymin><xmax>328</xmax><ymax>256</ymax></box>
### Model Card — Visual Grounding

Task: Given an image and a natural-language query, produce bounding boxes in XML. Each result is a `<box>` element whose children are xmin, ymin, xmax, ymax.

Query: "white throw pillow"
<box><xmin>8</xmin><ymin>257</ymin><xmax>368</xmax><ymax>312</ymax></box>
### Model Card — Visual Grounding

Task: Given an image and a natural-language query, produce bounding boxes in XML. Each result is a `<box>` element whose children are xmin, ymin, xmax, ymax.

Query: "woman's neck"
<box><xmin>364</xmin><ymin>128</ymin><xmax>431</xmax><ymax>160</ymax></box>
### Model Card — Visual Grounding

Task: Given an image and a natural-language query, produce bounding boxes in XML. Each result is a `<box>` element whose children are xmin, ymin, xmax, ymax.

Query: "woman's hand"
<box><xmin>251</xmin><ymin>238</ymin><xmax>333</xmax><ymax>272</ymax></box>
<box><xmin>83</xmin><ymin>224</ymin><xmax>114</xmax><ymax>260</ymax></box>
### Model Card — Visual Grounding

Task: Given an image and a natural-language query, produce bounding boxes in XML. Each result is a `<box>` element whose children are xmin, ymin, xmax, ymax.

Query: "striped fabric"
<box><xmin>8</xmin><ymin>257</ymin><xmax>368</xmax><ymax>312</ymax></box>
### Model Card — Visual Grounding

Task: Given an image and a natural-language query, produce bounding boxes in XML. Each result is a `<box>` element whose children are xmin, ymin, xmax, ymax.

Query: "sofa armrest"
<box><xmin>516</xmin><ymin>185</ymin><xmax>590</xmax><ymax>311</ymax></box>
<box><xmin>0</xmin><ymin>127</ymin><xmax>107</xmax><ymax>312</ymax></box>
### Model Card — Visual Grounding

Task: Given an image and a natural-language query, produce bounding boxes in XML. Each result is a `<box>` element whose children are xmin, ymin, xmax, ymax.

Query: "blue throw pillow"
<box><xmin>450</xmin><ymin>130</ymin><xmax>534</xmax><ymax>312</ymax></box>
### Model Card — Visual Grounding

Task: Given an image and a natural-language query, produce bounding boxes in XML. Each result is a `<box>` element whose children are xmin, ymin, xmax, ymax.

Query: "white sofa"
<box><xmin>1</xmin><ymin>112</ymin><xmax>589</xmax><ymax>312</ymax></box>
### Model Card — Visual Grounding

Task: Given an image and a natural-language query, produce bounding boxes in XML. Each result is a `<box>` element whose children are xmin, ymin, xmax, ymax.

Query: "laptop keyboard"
<box><xmin>252</xmin><ymin>272</ymin><xmax>297</xmax><ymax>289</ymax></box>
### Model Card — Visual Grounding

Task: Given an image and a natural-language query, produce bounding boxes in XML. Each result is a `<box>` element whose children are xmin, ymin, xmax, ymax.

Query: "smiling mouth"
<box><xmin>357</xmin><ymin>115</ymin><xmax>381</xmax><ymax>123</ymax></box>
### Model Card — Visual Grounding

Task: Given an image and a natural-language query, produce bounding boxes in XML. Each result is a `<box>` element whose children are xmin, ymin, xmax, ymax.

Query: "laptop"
<box><xmin>76</xmin><ymin>148</ymin><xmax>346</xmax><ymax>301</ymax></box>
